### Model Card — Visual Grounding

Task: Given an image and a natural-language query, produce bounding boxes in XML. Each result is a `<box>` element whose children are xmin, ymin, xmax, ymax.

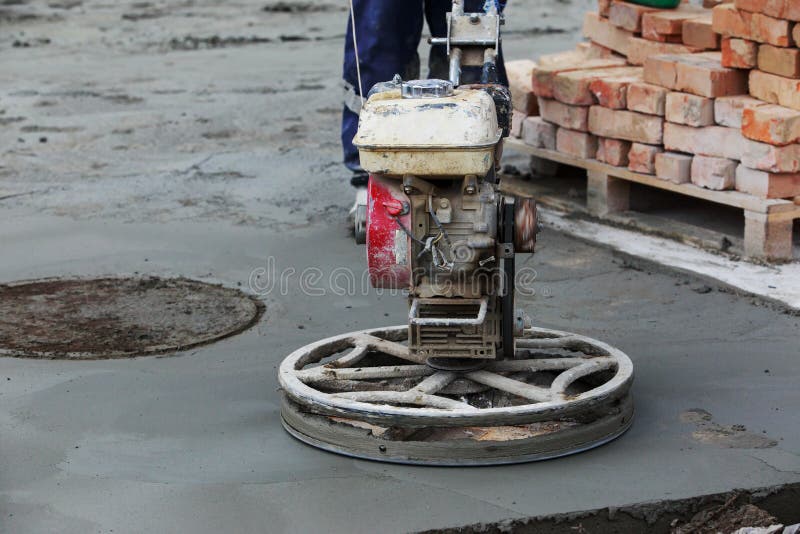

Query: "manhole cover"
<box><xmin>0</xmin><ymin>276</ymin><xmax>264</xmax><ymax>359</ymax></box>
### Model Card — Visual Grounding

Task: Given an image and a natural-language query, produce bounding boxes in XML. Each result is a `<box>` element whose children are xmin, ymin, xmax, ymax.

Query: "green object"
<box><xmin>625</xmin><ymin>0</ymin><xmax>681</xmax><ymax>7</ymax></box>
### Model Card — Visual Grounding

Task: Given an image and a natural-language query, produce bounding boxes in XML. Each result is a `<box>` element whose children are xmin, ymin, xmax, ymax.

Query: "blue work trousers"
<box><xmin>341</xmin><ymin>0</ymin><xmax>508</xmax><ymax>174</ymax></box>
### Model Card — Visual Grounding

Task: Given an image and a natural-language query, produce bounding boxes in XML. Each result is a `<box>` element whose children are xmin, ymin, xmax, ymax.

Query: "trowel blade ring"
<box><xmin>280</xmin><ymin>394</ymin><xmax>633</xmax><ymax>466</ymax></box>
<box><xmin>278</xmin><ymin>325</ymin><xmax>635</xmax><ymax>465</ymax></box>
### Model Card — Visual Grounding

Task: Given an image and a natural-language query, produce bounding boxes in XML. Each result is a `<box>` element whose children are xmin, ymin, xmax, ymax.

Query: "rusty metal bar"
<box><xmin>551</xmin><ymin>360</ymin><xmax>615</xmax><ymax>397</ymax></box>
<box><xmin>411</xmin><ymin>371</ymin><xmax>457</xmax><ymax>394</ymax></box>
<box><xmin>332</xmin><ymin>390</ymin><xmax>475</xmax><ymax>410</ymax></box>
<box><xmin>466</xmin><ymin>370</ymin><xmax>551</xmax><ymax>402</ymax></box>
<box><xmin>489</xmin><ymin>357</ymin><xmax>590</xmax><ymax>373</ymax></box>
<box><xmin>295</xmin><ymin>364</ymin><xmax>434</xmax><ymax>383</ymax></box>
<box><xmin>326</xmin><ymin>343</ymin><xmax>370</xmax><ymax>368</ymax></box>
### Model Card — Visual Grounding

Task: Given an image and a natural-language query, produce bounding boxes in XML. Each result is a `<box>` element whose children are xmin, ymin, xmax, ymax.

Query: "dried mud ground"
<box><xmin>1</xmin><ymin>1</ymin><xmax>800</xmax><ymax>533</ymax></box>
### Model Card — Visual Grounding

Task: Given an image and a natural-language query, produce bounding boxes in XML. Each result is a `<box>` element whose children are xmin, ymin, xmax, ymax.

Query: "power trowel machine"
<box><xmin>278</xmin><ymin>0</ymin><xmax>634</xmax><ymax>465</ymax></box>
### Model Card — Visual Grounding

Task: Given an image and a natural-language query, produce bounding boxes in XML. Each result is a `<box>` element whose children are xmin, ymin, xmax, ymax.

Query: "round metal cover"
<box><xmin>0</xmin><ymin>276</ymin><xmax>263</xmax><ymax>359</ymax></box>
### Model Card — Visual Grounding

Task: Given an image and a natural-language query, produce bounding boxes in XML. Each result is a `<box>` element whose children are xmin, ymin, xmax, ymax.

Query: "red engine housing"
<box><xmin>366</xmin><ymin>175</ymin><xmax>412</xmax><ymax>289</ymax></box>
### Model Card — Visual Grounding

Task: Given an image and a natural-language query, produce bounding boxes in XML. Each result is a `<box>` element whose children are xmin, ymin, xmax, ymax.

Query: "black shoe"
<box><xmin>350</xmin><ymin>170</ymin><xmax>369</xmax><ymax>188</ymax></box>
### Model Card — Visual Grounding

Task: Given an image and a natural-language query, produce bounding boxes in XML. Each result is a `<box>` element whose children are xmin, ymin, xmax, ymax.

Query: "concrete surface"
<box><xmin>1</xmin><ymin>1</ymin><xmax>800</xmax><ymax>533</ymax></box>
<box><xmin>538</xmin><ymin>205</ymin><xmax>800</xmax><ymax>310</ymax></box>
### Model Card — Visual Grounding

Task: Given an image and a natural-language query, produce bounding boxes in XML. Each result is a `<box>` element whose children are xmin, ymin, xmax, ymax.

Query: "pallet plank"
<box><xmin>505</xmin><ymin>138</ymin><xmax>800</xmax><ymax>260</ymax></box>
<box><xmin>506</xmin><ymin>138</ymin><xmax>800</xmax><ymax>215</ymax></box>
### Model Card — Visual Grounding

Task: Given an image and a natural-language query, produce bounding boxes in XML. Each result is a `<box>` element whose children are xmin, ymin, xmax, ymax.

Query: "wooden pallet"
<box><xmin>505</xmin><ymin>138</ymin><xmax>800</xmax><ymax>261</ymax></box>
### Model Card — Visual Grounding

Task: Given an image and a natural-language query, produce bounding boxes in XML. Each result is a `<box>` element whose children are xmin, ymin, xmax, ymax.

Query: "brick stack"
<box><xmin>514</xmin><ymin>45</ymin><xmax>625</xmax><ymax>153</ymax></box>
<box><xmin>709</xmin><ymin>0</ymin><xmax>800</xmax><ymax>198</ymax></box>
<box><xmin>642</xmin><ymin>51</ymin><xmax>750</xmax><ymax>189</ymax></box>
<box><xmin>524</xmin><ymin>1</ymin><xmax>722</xmax><ymax>176</ymax></box>
<box><xmin>517</xmin><ymin>0</ymin><xmax>800</xmax><ymax>200</ymax></box>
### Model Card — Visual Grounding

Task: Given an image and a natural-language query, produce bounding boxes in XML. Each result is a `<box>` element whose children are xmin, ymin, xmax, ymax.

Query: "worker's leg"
<box><xmin>424</xmin><ymin>0</ymin><xmax>451</xmax><ymax>80</ymax></box>
<box><xmin>341</xmin><ymin>0</ymin><xmax>424</xmax><ymax>181</ymax></box>
<box><xmin>425</xmin><ymin>0</ymin><xmax>509</xmax><ymax>85</ymax></box>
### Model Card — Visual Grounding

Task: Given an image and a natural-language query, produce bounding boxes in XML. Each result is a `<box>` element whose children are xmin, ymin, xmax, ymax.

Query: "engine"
<box><xmin>354</xmin><ymin>78</ymin><xmax>536</xmax><ymax>368</ymax></box>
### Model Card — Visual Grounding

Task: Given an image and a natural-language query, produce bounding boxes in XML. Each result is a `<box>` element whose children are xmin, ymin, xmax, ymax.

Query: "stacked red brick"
<box><xmin>588</xmin><ymin>1</ymin><xmax>718</xmax><ymax>65</ymax></box>
<box><xmin>530</xmin><ymin>48</ymin><xmax>633</xmax><ymax>159</ymax></box>
<box><xmin>520</xmin><ymin>0</ymin><xmax>800</xmax><ymax>201</ymax></box>
<box><xmin>525</xmin><ymin>1</ymin><xmax>721</xmax><ymax>175</ymax></box>
<box><xmin>638</xmin><ymin>52</ymin><xmax>750</xmax><ymax>189</ymax></box>
<box><xmin>708</xmin><ymin>0</ymin><xmax>800</xmax><ymax>199</ymax></box>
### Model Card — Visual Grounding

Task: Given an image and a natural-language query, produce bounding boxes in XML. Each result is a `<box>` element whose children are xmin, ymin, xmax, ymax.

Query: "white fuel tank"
<box><xmin>353</xmin><ymin>81</ymin><xmax>501</xmax><ymax>177</ymax></box>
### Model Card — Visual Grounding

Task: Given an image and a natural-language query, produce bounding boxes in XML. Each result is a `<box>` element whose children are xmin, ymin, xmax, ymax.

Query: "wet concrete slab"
<box><xmin>1</xmin><ymin>1</ymin><xmax>800</xmax><ymax>533</ymax></box>
<box><xmin>2</xmin><ymin>216</ymin><xmax>799</xmax><ymax>533</ymax></box>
